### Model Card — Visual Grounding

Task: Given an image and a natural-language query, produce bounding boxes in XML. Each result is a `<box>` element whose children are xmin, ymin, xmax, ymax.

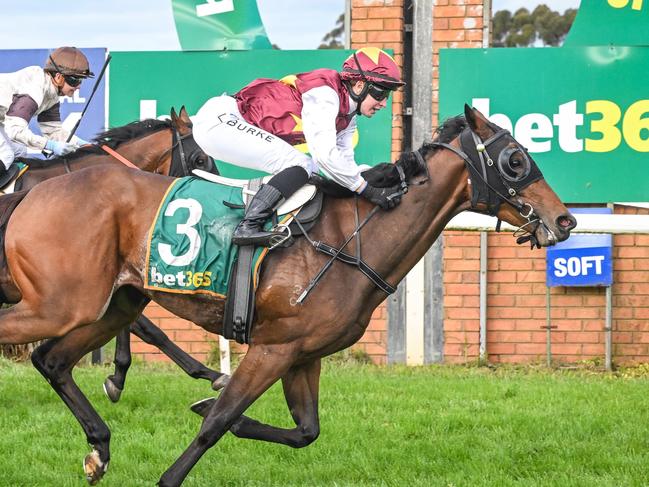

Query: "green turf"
<box><xmin>1</xmin><ymin>357</ymin><xmax>648</xmax><ymax>486</ymax></box>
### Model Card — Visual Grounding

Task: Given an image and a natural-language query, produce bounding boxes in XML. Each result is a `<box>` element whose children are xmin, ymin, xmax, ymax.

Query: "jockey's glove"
<box><xmin>70</xmin><ymin>135</ymin><xmax>90</xmax><ymax>147</ymax></box>
<box><xmin>361</xmin><ymin>183</ymin><xmax>402</xmax><ymax>210</ymax></box>
<box><xmin>45</xmin><ymin>139</ymin><xmax>77</xmax><ymax>156</ymax></box>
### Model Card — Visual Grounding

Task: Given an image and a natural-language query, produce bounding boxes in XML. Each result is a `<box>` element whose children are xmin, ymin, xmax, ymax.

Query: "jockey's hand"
<box><xmin>45</xmin><ymin>139</ymin><xmax>77</xmax><ymax>156</ymax></box>
<box><xmin>361</xmin><ymin>184</ymin><xmax>402</xmax><ymax>210</ymax></box>
<box><xmin>70</xmin><ymin>135</ymin><xmax>90</xmax><ymax>147</ymax></box>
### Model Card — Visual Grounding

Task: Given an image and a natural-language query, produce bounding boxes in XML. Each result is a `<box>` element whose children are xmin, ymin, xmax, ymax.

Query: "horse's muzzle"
<box><xmin>531</xmin><ymin>212</ymin><xmax>576</xmax><ymax>247</ymax></box>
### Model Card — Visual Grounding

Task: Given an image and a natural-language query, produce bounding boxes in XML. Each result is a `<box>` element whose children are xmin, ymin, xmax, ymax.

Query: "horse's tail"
<box><xmin>0</xmin><ymin>191</ymin><xmax>30</xmax><ymax>303</ymax></box>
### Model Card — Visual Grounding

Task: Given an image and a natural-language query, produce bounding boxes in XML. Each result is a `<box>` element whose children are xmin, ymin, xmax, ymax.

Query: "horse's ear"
<box><xmin>170</xmin><ymin>107</ymin><xmax>179</xmax><ymax>123</ymax></box>
<box><xmin>178</xmin><ymin>106</ymin><xmax>193</xmax><ymax>128</ymax></box>
<box><xmin>464</xmin><ymin>103</ymin><xmax>492</xmax><ymax>139</ymax></box>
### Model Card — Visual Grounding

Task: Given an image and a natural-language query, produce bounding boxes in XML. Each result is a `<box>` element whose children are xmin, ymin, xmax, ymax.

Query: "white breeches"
<box><xmin>0</xmin><ymin>125</ymin><xmax>28</xmax><ymax>169</ymax></box>
<box><xmin>192</xmin><ymin>95</ymin><xmax>315</xmax><ymax>176</ymax></box>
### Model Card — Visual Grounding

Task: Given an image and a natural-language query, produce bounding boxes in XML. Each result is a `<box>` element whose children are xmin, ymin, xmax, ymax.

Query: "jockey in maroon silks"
<box><xmin>0</xmin><ymin>47</ymin><xmax>93</xmax><ymax>177</ymax></box>
<box><xmin>192</xmin><ymin>47</ymin><xmax>406</xmax><ymax>247</ymax></box>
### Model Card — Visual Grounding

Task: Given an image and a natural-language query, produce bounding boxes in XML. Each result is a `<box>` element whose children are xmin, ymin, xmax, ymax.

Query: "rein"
<box><xmin>100</xmin><ymin>145</ymin><xmax>139</xmax><ymax>169</ymax></box>
<box><xmin>97</xmin><ymin>125</ymin><xmax>191</xmax><ymax>175</ymax></box>
<box><xmin>295</xmin><ymin>154</ymin><xmax>424</xmax><ymax>304</ymax></box>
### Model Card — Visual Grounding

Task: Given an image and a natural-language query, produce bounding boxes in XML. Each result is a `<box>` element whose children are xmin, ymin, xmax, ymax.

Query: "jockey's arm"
<box><xmin>4</xmin><ymin>94</ymin><xmax>49</xmax><ymax>150</ymax></box>
<box><xmin>36</xmin><ymin>102</ymin><xmax>71</xmax><ymax>143</ymax></box>
<box><xmin>301</xmin><ymin>86</ymin><xmax>366</xmax><ymax>193</ymax></box>
<box><xmin>4</xmin><ymin>98</ymin><xmax>70</xmax><ymax>150</ymax></box>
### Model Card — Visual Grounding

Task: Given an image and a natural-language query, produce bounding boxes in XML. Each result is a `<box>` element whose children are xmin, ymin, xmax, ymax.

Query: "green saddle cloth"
<box><xmin>145</xmin><ymin>177</ymin><xmax>267</xmax><ymax>297</ymax></box>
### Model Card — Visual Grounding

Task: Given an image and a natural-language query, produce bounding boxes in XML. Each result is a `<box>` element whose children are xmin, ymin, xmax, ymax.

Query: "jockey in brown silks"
<box><xmin>0</xmin><ymin>47</ymin><xmax>94</xmax><ymax>178</ymax></box>
<box><xmin>192</xmin><ymin>47</ymin><xmax>406</xmax><ymax>247</ymax></box>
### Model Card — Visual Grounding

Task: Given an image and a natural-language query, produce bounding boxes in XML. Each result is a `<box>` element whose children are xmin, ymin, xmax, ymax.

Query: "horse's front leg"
<box><xmin>31</xmin><ymin>330</ymin><xmax>120</xmax><ymax>485</ymax></box>
<box><xmin>158</xmin><ymin>344</ymin><xmax>295</xmax><ymax>487</ymax></box>
<box><xmin>30</xmin><ymin>288</ymin><xmax>146</xmax><ymax>484</ymax></box>
<box><xmin>103</xmin><ymin>326</ymin><xmax>131</xmax><ymax>402</ymax></box>
<box><xmin>191</xmin><ymin>359</ymin><xmax>321</xmax><ymax>448</ymax></box>
<box><xmin>129</xmin><ymin>314</ymin><xmax>229</xmax><ymax>389</ymax></box>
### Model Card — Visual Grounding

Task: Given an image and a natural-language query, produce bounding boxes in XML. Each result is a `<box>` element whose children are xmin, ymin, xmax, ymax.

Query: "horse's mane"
<box><xmin>312</xmin><ymin>114</ymin><xmax>468</xmax><ymax>197</ymax></box>
<box><xmin>18</xmin><ymin>119</ymin><xmax>173</xmax><ymax>169</ymax></box>
<box><xmin>364</xmin><ymin>114</ymin><xmax>468</xmax><ymax>187</ymax></box>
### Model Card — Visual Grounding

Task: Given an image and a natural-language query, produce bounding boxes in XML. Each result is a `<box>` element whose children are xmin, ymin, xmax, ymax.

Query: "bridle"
<box><xmin>156</xmin><ymin>125</ymin><xmax>192</xmax><ymax>177</ymax></box>
<box><xmin>425</xmin><ymin>126</ymin><xmax>552</xmax><ymax>246</ymax></box>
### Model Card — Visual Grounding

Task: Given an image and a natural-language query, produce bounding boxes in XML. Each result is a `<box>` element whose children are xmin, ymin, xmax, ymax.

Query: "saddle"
<box><xmin>192</xmin><ymin>169</ymin><xmax>324</xmax><ymax>241</ymax></box>
<box><xmin>0</xmin><ymin>165</ymin><xmax>21</xmax><ymax>194</ymax></box>
<box><xmin>192</xmin><ymin>169</ymin><xmax>324</xmax><ymax>343</ymax></box>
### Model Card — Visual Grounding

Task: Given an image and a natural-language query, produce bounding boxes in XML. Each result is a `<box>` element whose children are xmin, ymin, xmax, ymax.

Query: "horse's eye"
<box><xmin>510</xmin><ymin>158</ymin><xmax>521</xmax><ymax>168</ymax></box>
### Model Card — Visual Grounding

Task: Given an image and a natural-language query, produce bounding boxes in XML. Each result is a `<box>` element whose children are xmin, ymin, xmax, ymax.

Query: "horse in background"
<box><xmin>0</xmin><ymin>107</ymin><xmax>227</xmax><ymax>397</ymax></box>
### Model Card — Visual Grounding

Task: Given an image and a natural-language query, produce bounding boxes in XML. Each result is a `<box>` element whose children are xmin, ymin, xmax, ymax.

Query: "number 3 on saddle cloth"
<box><xmin>144</xmin><ymin>171</ymin><xmax>322</xmax><ymax>343</ymax></box>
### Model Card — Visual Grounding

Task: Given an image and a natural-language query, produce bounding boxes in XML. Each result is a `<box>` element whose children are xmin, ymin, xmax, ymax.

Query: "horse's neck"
<box><xmin>106</xmin><ymin>130</ymin><xmax>172</xmax><ymax>173</ymax></box>
<box><xmin>363</xmin><ymin>160</ymin><xmax>470</xmax><ymax>287</ymax></box>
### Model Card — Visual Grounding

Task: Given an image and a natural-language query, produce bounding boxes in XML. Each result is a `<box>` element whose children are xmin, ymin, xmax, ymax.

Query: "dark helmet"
<box><xmin>44</xmin><ymin>47</ymin><xmax>94</xmax><ymax>78</ymax></box>
<box><xmin>340</xmin><ymin>47</ymin><xmax>404</xmax><ymax>89</ymax></box>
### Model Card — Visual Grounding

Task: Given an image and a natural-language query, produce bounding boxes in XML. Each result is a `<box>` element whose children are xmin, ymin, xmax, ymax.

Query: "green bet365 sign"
<box><xmin>440</xmin><ymin>46</ymin><xmax>649</xmax><ymax>203</ymax></box>
<box><xmin>566</xmin><ymin>0</ymin><xmax>649</xmax><ymax>47</ymax></box>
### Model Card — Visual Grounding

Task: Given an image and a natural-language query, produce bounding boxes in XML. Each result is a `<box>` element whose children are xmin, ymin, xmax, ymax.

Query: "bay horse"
<box><xmin>0</xmin><ymin>106</ymin><xmax>576</xmax><ymax>486</ymax></box>
<box><xmin>14</xmin><ymin>106</ymin><xmax>215</xmax><ymax>191</ymax></box>
<box><xmin>2</xmin><ymin>107</ymin><xmax>227</xmax><ymax>397</ymax></box>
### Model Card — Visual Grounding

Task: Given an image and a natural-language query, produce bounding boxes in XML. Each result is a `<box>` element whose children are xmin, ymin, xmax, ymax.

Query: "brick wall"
<box><xmin>443</xmin><ymin>204</ymin><xmax>649</xmax><ymax>365</ymax></box>
<box><xmin>431</xmin><ymin>0</ymin><xmax>484</xmax><ymax>124</ymax></box>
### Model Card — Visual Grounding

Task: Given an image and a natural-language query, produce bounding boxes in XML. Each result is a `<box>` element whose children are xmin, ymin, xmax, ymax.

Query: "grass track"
<box><xmin>1</xmin><ymin>358</ymin><xmax>649</xmax><ymax>486</ymax></box>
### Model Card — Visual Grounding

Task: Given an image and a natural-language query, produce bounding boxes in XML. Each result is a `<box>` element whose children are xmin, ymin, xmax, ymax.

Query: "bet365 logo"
<box><xmin>473</xmin><ymin>98</ymin><xmax>649</xmax><ymax>154</ymax></box>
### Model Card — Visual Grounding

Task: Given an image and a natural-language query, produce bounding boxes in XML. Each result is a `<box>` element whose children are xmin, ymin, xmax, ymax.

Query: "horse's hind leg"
<box><xmin>0</xmin><ymin>300</ymin><xmax>76</xmax><ymax>344</ymax></box>
<box><xmin>192</xmin><ymin>359</ymin><xmax>321</xmax><ymax>448</ymax></box>
<box><xmin>158</xmin><ymin>345</ymin><xmax>296</xmax><ymax>487</ymax></box>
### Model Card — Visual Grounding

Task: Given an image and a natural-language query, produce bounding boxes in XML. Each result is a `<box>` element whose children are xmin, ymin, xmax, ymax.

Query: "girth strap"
<box><xmin>313</xmin><ymin>241</ymin><xmax>396</xmax><ymax>295</ymax></box>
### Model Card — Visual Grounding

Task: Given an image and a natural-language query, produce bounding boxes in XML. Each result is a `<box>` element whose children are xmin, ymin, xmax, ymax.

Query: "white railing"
<box><xmin>447</xmin><ymin>212</ymin><xmax>649</xmax><ymax>234</ymax></box>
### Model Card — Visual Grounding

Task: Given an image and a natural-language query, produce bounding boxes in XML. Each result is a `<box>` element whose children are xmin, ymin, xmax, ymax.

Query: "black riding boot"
<box><xmin>232</xmin><ymin>184</ymin><xmax>285</xmax><ymax>246</ymax></box>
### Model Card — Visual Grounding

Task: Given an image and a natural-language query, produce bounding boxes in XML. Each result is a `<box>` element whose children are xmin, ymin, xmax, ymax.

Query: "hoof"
<box><xmin>190</xmin><ymin>397</ymin><xmax>216</xmax><ymax>417</ymax></box>
<box><xmin>83</xmin><ymin>450</ymin><xmax>108</xmax><ymax>485</ymax></box>
<box><xmin>211</xmin><ymin>374</ymin><xmax>230</xmax><ymax>391</ymax></box>
<box><xmin>103</xmin><ymin>378</ymin><xmax>122</xmax><ymax>403</ymax></box>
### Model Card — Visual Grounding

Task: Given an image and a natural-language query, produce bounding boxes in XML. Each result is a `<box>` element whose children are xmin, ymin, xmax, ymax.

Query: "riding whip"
<box><xmin>65</xmin><ymin>54</ymin><xmax>112</xmax><ymax>143</ymax></box>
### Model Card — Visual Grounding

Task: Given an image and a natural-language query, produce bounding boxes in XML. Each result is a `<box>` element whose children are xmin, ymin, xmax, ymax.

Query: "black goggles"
<box><xmin>367</xmin><ymin>83</ymin><xmax>391</xmax><ymax>101</ymax></box>
<box><xmin>63</xmin><ymin>74</ymin><xmax>84</xmax><ymax>87</ymax></box>
<box><xmin>48</xmin><ymin>55</ymin><xmax>84</xmax><ymax>87</ymax></box>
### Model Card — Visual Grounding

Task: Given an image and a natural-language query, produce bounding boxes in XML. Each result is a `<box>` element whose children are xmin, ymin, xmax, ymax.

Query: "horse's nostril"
<box><xmin>557</xmin><ymin>214</ymin><xmax>577</xmax><ymax>232</ymax></box>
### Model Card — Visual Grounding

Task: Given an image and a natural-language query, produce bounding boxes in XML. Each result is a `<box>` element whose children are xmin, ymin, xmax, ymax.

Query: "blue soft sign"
<box><xmin>546</xmin><ymin>208</ymin><xmax>613</xmax><ymax>287</ymax></box>
<box><xmin>0</xmin><ymin>48</ymin><xmax>107</xmax><ymax>153</ymax></box>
